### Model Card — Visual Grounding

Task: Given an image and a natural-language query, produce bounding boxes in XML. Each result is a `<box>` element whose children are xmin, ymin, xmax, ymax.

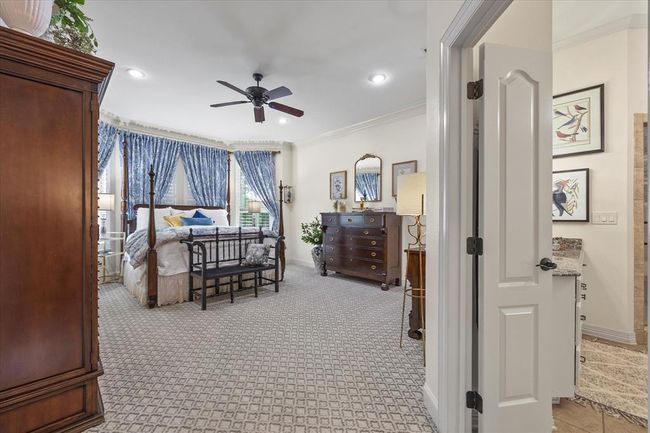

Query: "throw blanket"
<box><xmin>125</xmin><ymin>226</ymin><xmax>276</xmax><ymax>269</ymax></box>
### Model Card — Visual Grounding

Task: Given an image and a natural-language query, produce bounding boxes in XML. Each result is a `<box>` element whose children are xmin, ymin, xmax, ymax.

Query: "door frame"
<box><xmin>436</xmin><ymin>1</ymin><xmax>511</xmax><ymax>432</ymax></box>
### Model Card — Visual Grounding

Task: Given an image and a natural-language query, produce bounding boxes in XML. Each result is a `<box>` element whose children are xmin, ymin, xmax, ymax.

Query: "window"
<box><xmin>238</xmin><ymin>171</ymin><xmax>270</xmax><ymax>229</ymax></box>
<box><xmin>159</xmin><ymin>175</ymin><xmax>176</xmax><ymax>205</ymax></box>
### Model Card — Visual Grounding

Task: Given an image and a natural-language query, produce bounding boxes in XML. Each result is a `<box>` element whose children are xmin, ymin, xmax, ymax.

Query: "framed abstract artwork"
<box><xmin>330</xmin><ymin>170</ymin><xmax>347</xmax><ymax>200</ymax></box>
<box><xmin>552</xmin><ymin>168</ymin><xmax>589</xmax><ymax>222</ymax></box>
<box><xmin>392</xmin><ymin>160</ymin><xmax>417</xmax><ymax>197</ymax></box>
<box><xmin>553</xmin><ymin>84</ymin><xmax>604</xmax><ymax>158</ymax></box>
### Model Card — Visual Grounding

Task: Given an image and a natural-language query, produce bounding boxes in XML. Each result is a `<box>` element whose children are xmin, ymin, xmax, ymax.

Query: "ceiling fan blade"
<box><xmin>254</xmin><ymin>106</ymin><xmax>265</xmax><ymax>123</ymax></box>
<box><xmin>268</xmin><ymin>101</ymin><xmax>304</xmax><ymax>117</ymax></box>
<box><xmin>209</xmin><ymin>101</ymin><xmax>249</xmax><ymax>108</ymax></box>
<box><xmin>264</xmin><ymin>86</ymin><xmax>292</xmax><ymax>101</ymax></box>
<box><xmin>217</xmin><ymin>80</ymin><xmax>250</xmax><ymax>98</ymax></box>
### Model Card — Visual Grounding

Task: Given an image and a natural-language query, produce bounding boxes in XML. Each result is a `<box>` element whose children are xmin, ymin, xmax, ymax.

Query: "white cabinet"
<box><xmin>551</xmin><ymin>274</ymin><xmax>586</xmax><ymax>398</ymax></box>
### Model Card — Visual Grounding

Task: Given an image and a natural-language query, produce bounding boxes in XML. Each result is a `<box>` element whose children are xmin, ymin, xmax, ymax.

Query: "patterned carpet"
<box><xmin>89</xmin><ymin>265</ymin><xmax>434</xmax><ymax>433</ymax></box>
<box><xmin>578</xmin><ymin>339</ymin><xmax>648</xmax><ymax>421</ymax></box>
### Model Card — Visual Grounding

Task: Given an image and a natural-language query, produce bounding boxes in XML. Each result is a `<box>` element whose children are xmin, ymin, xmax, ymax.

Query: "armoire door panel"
<box><xmin>0</xmin><ymin>74</ymin><xmax>87</xmax><ymax>391</ymax></box>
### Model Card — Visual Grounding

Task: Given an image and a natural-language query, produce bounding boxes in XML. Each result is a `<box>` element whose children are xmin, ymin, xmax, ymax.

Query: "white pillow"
<box><xmin>170</xmin><ymin>207</ymin><xmax>198</xmax><ymax>216</ymax></box>
<box><xmin>136</xmin><ymin>207</ymin><xmax>173</xmax><ymax>231</ymax></box>
<box><xmin>198</xmin><ymin>208</ymin><xmax>229</xmax><ymax>226</ymax></box>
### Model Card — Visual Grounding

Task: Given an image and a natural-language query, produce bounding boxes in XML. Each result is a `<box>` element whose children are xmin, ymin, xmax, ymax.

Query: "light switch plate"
<box><xmin>591</xmin><ymin>211</ymin><xmax>617</xmax><ymax>225</ymax></box>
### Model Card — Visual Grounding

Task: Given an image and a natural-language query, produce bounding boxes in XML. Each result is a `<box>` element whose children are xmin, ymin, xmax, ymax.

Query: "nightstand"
<box><xmin>99</xmin><ymin>231</ymin><xmax>125</xmax><ymax>284</ymax></box>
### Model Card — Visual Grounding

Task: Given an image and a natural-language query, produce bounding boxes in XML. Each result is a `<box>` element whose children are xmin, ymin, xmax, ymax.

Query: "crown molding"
<box><xmin>553</xmin><ymin>14</ymin><xmax>647</xmax><ymax>51</ymax></box>
<box><xmin>226</xmin><ymin>140</ymin><xmax>292</xmax><ymax>152</ymax></box>
<box><xmin>297</xmin><ymin>102</ymin><xmax>426</xmax><ymax>147</ymax></box>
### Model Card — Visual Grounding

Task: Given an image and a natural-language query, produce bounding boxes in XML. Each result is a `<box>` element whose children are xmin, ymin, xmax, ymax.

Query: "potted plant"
<box><xmin>300</xmin><ymin>216</ymin><xmax>324</xmax><ymax>272</ymax></box>
<box><xmin>0</xmin><ymin>0</ymin><xmax>54</xmax><ymax>37</ymax></box>
<box><xmin>46</xmin><ymin>0</ymin><xmax>98</xmax><ymax>54</ymax></box>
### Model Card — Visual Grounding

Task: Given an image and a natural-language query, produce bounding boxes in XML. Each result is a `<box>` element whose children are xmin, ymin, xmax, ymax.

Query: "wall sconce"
<box><xmin>283</xmin><ymin>186</ymin><xmax>293</xmax><ymax>204</ymax></box>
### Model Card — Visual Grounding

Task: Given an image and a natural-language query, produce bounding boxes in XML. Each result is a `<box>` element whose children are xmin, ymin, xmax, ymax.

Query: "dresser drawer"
<box><xmin>338</xmin><ymin>214</ymin><xmax>383</xmax><ymax>227</ymax></box>
<box><xmin>338</xmin><ymin>257</ymin><xmax>385</xmax><ymax>275</ymax></box>
<box><xmin>324</xmin><ymin>245</ymin><xmax>384</xmax><ymax>261</ymax></box>
<box><xmin>322</xmin><ymin>214</ymin><xmax>340</xmax><ymax>226</ymax></box>
<box><xmin>323</xmin><ymin>233</ymin><xmax>384</xmax><ymax>249</ymax></box>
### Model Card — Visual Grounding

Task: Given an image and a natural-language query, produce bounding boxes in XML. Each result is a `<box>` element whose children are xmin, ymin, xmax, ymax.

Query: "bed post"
<box><xmin>121</xmin><ymin>136</ymin><xmax>129</xmax><ymax>239</ymax></box>
<box><xmin>226</xmin><ymin>153</ymin><xmax>231</xmax><ymax>223</ymax></box>
<box><xmin>146</xmin><ymin>165</ymin><xmax>158</xmax><ymax>308</ymax></box>
<box><xmin>278</xmin><ymin>181</ymin><xmax>286</xmax><ymax>281</ymax></box>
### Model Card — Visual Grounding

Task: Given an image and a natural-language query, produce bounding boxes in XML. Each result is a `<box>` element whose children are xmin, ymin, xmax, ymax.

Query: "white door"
<box><xmin>477</xmin><ymin>43</ymin><xmax>553</xmax><ymax>433</ymax></box>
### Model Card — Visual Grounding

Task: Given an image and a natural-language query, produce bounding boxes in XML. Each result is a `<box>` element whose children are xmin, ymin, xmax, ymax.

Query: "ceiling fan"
<box><xmin>210</xmin><ymin>73</ymin><xmax>304</xmax><ymax>123</ymax></box>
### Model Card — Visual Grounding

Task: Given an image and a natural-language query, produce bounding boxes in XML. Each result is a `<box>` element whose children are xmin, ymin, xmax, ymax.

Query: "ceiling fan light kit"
<box><xmin>210</xmin><ymin>73</ymin><xmax>304</xmax><ymax>123</ymax></box>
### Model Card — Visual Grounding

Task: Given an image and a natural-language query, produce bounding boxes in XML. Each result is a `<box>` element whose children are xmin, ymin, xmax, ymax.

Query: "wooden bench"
<box><xmin>181</xmin><ymin>227</ymin><xmax>283</xmax><ymax>310</ymax></box>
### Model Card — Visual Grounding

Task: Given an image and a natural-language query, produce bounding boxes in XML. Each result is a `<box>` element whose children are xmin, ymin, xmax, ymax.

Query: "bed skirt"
<box><xmin>123</xmin><ymin>260</ymin><xmax>275</xmax><ymax>307</ymax></box>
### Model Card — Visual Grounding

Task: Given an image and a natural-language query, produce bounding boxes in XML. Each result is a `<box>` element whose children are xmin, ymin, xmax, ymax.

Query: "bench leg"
<box><xmin>238</xmin><ymin>274</ymin><xmax>242</xmax><ymax>291</ymax></box>
<box><xmin>254</xmin><ymin>272</ymin><xmax>258</xmax><ymax>298</ymax></box>
<box><xmin>201</xmin><ymin>275</ymin><xmax>207</xmax><ymax>311</ymax></box>
<box><xmin>229</xmin><ymin>275</ymin><xmax>234</xmax><ymax>303</ymax></box>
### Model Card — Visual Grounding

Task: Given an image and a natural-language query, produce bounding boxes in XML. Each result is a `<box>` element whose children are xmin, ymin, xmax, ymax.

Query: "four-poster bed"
<box><xmin>119</xmin><ymin>136</ymin><xmax>286</xmax><ymax>308</ymax></box>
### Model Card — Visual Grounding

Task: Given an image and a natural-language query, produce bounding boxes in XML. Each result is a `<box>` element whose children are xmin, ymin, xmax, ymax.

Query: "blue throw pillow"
<box><xmin>180</xmin><ymin>217</ymin><xmax>213</xmax><ymax>226</ymax></box>
<box><xmin>192</xmin><ymin>210</ymin><xmax>210</xmax><ymax>219</ymax></box>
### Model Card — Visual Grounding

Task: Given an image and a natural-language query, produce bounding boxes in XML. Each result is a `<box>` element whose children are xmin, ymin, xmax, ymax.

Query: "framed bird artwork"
<box><xmin>553</xmin><ymin>84</ymin><xmax>604</xmax><ymax>158</ymax></box>
<box><xmin>552</xmin><ymin>168</ymin><xmax>589</xmax><ymax>222</ymax></box>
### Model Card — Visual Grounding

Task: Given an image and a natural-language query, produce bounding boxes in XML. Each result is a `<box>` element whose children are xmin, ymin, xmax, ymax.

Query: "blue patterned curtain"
<box><xmin>119</xmin><ymin>130</ymin><xmax>181</xmax><ymax>219</ymax></box>
<box><xmin>356</xmin><ymin>173</ymin><xmax>379</xmax><ymax>201</ymax></box>
<box><xmin>234</xmin><ymin>151</ymin><xmax>279</xmax><ymax>231</ymax></box>
<box><xmin>180</xmin><ymin>144</ymin><xmax>229</xmax><ymax>207</ymax></box>
<box><xmin>98</xmin><ymin>121</ymin><xmax>119</xmax><ymax>176</ymax></box>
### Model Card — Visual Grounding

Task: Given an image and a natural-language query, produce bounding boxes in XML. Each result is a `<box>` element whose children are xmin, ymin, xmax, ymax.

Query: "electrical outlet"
<box><xmin>591</xmin><ymin>211</ymin><xmax>618</xmax><ymax>225</ymax></box>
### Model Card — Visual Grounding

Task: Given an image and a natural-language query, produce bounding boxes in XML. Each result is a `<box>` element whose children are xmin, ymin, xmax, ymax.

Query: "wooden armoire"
<box><xmin>0</xmin><ymin>27</ymin><xmax>113</xmax><ymax>432</ymax></box>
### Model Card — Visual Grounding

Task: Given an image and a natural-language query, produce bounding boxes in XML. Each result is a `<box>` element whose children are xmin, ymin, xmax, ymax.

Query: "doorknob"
<box><xmin>536</xmin><ymin>257</ymin><xmax>557</xmax><ymax>271</ymax></box>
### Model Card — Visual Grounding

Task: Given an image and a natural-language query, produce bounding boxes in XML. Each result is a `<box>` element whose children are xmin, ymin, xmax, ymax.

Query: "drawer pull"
<box><xmin>336</xmin><ymin>229</ymin><xmax>340</xmax><ymax>233</ymax></box>
<box><xmin>580</xmin><ymin>314</ymin><xmax>586</xmax><ymax>321</ymax></box>
<box><xmin>580</xmin><ymin>355</ymin><xmax>586</xmax><ymax>363</ymax></box>
<box><xmin>369</xmin><ymin>218</ymin><xmax>375</xmax><ymax>223</ymax></box>
<box><xmin>370</xmin><ymin>252</ymin><xmax>377</xmax><ymax>257</ymax></box>
<box><xmin>363</xmin><ymin>230</ymin><xmax>369</xmax><ymax>235</ymax></box>
<box><xmin>349</xmin><ymin>258</ymin><xmax>353</xmax><ymax>262</ymax></box>
<box><xmin>329</xmin><ymin>258</ymin><xmax>334</xmax><ymax>262</ymax></box>
<box><xmin>348</xmin><ymin>218</ymin><xmax>352</xmax><ymax>222</ymax></box>
<box><xmin>370</xmin><ymin>265</ymin><xmax>377</xmax><ymax>270</ymax></box>
<box><xmin>581</xmin><ymin>294</ymin><xmax>586</xmax><ymax>300</ymax></box>
<box><xmin>371</xmin><ymin>240</ymin><xmax>377</xmax><ymax>246</ymax></box>
<box><xmin>329</xmin><ymin>237</ymin><xmax>334</xmax><ymax>242</ymax></box>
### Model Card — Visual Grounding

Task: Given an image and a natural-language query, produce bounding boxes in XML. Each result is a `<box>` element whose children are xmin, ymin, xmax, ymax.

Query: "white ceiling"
<box><xmin>553</xmin><ymin>0</ymin><xmax>647</xmax><ymax>43</ymax></box>
<box><xmin>87</xmin><ymin>0</ymin><xmax>427</xmax><ymax>143</ymax></box>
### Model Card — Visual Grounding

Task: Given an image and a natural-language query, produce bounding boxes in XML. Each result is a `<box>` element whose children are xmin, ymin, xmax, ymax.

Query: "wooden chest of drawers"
<box><xmin>321</xmin><ymin>212</ymin><xmax>401</xmax><ymax>289</ymax></box>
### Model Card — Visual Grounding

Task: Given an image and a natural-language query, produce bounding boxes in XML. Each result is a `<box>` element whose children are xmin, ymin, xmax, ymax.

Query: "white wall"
<box><xmin>553</xmin><ymin>28</ymin><xmax>648</xmax><ymax>342</ymax></box>
<box><xmin>286</xmin><ymin>107</ymin><xmax>427</xmax><ymax>268</ymax></box>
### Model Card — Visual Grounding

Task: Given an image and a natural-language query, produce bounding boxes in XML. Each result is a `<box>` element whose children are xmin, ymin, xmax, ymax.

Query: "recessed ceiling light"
<box><xmin>278</xmin><ymin>117</ymin><xmax>288</xmax><ymax>125</ymax></box>
<box><xmin>126</xmin><ymin>68</ymin><xmax>146</xmax><ymax>79</ymax></box>
<box><xmin>369</xmin><ymin>73</ymin><xmax>387</xmax><ymax>85</ymax></box>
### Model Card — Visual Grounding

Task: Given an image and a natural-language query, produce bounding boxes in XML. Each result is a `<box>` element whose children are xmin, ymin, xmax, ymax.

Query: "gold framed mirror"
<box><xmin>354</xmin><ymin>153</ymin><xmax>382</xmax><ymax>202</ymax></box>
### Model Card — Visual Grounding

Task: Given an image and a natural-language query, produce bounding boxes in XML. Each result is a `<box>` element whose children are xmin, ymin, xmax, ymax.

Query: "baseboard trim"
<box><xmin>422</xmin><ymin>381</ymin><xmax>439</xmax><ymax>426</ymax></box>
<box><xmin>582</xmin><ymin>324</ymin><xmax>637</xmax><ymax>345</ymax></box>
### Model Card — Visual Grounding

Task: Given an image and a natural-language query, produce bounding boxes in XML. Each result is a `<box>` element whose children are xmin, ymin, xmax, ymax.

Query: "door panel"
<box><xmin>478</xmin><ymin>43</ymin><xmax>552</xmax><ymax>433</ymax></box>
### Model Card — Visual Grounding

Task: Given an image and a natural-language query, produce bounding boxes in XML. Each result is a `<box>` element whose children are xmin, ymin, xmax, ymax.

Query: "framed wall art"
<box><xmin>329</xmin><ymin>170</ymin><xmax>347</xmax><ymax>200</ymax></box>
<box><xmin>552</xmin><ymin>168</ymin><xmax>589</xmax><ymax>222</ymax></box>
<box><xmin>553</xmin><ymin>84</ymin><xmax>604</xmax><ymax>158</ymax></box>
<box><xmin>392</xmin><ymin>160</ymin><xmax>417</xmax><ymax>197</ymax></box>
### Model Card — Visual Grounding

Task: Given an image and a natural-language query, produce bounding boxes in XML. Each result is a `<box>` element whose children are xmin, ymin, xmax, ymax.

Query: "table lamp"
<box><xmin>247</xmin><ymin>200</ymin><xmax>262</xmax><ymax>228</ymax></box>
<box><xmin>98</xmin><ymin>193</ymin><xmax>115</xmax><ymax>236</ymax></box>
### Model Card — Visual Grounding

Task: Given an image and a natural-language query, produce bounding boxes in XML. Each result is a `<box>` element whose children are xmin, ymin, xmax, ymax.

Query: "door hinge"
<box><xmin>466</xmin><ymin>391</ymin><xmax>483</xmax><ymax>413</ymax></box>
<box><xmin>466</xmin><ymin>237</ymin><xmax>483</xmax><ymax>255</ymax></box>
<box><xmin>467</xmin><ymin>79</ymin><xmax>483</xmax><ymax>100</ymax></box>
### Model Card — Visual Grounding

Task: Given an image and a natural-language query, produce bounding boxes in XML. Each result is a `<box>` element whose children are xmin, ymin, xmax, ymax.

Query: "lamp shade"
<box><xmin>247</xmin><ymin>200</ymin><xmax>262</xmax><ymax>214</ymax></box>
<box><xmin>98</xmin><ymin>193</ymin><xmax>115</xmax><ymax>211</ymax></box>
<box><xmin>396</xmin><ymin>172</ymin><xmax>426</xmax><ymax>216</ymax></box>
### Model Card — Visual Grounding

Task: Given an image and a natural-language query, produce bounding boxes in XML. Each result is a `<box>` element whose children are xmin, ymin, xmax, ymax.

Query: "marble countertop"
<box><xmin>552</xmin><ymin>237</ymin><xmax>583</xmax><ymax>277</ymax></box>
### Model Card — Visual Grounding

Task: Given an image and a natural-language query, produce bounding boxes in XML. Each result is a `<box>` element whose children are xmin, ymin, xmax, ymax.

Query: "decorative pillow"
<box><xmin>180</xmin><ymin>216</ymin><xmax>213</xmax><ymax>226</ymax></box>
<box><xmin>198</xmin><ymin>208</ymin><xmax>229</xmax><ymax>226</ymax></box>
<box><xmin>193</xmin><ymin>210</ymin><xmax>210</xmax><ymax>219</ymax></box>
<box><xmin>244</xmin><ymin>243</ymin><xmax>271</xmax><ymax>266</ymax></box>
<box><xmin>162</xmin><ymin>213</ymin><xmax>188</xmax><ymax>227</ymax></box>
<box><xmin>136</xmin><ymin>207</ymin><xmax>173</xmax><ymax>231</ymax></box>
